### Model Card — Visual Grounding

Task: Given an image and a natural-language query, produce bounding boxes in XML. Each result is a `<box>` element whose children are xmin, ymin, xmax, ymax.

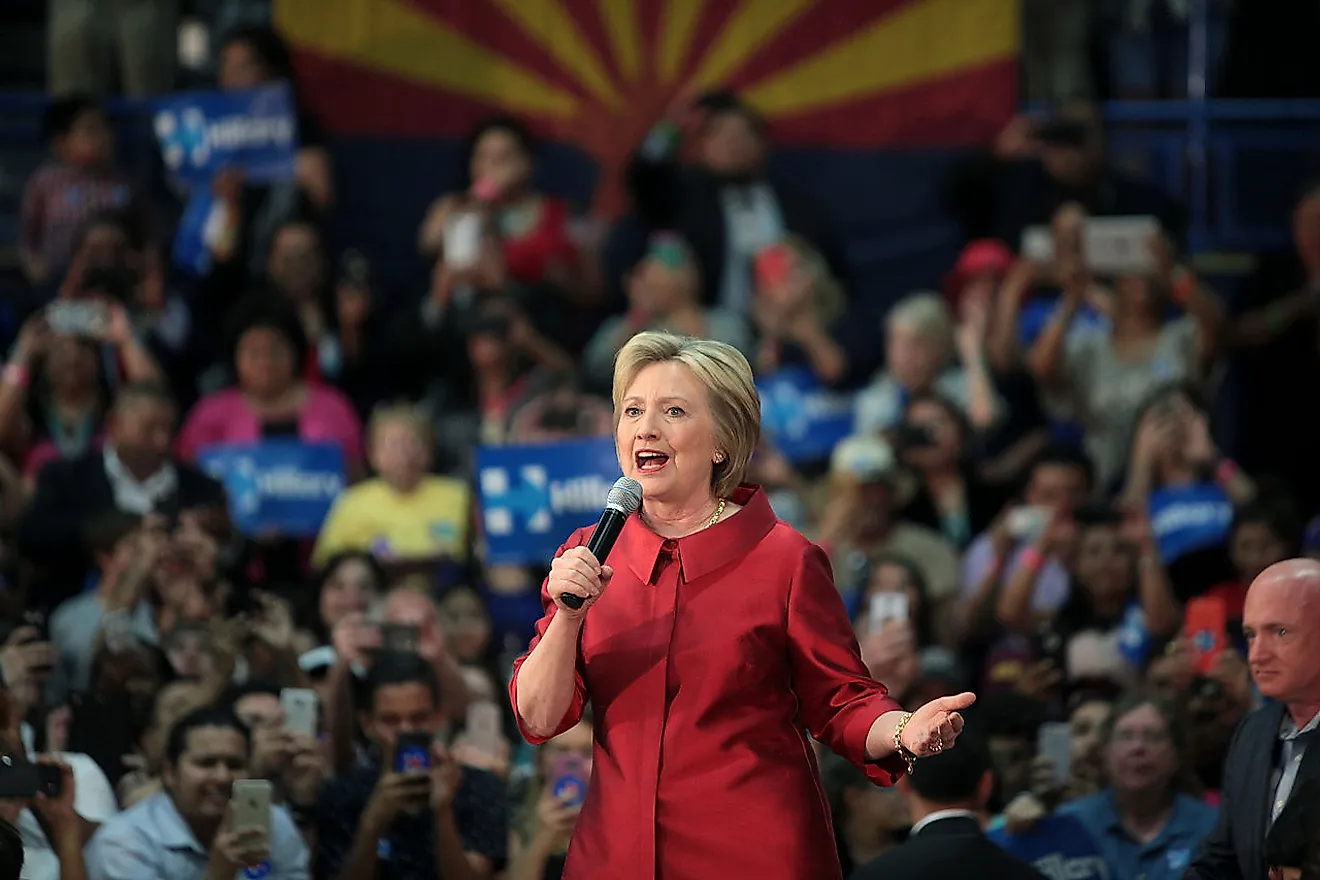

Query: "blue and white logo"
<box><xmin>476</xmin><ymin>437</ymin><xmax>622</xmax><ymax>565</ymax></box>
<box><xmin>154</xmin><ymin>106</ymin><xmax>210</xmax><ymax>173</ymax></box>
<box><xmin>199</xmin><ymin>440</ymin><xmax>346</xmax><ymax>537</ymax></box>
<box><xmin>225</xmin><ymin>454</ymin><xmax>262</xmax><ymax>519</ymax></box>
<box><xmin>757</xmin><ymin>365</ymin><xmax>854</xmax><ymax>463</ymax></box>
<box><xmin>152</xmin><ymin>83</ymin><xmax>298</xmax><ymax>185</ymax></box>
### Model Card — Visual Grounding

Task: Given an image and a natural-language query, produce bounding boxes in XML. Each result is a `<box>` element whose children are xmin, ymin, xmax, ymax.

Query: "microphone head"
<box><xmin>605</xmin><ymin>476</ymin><xmax>643</xmax><ymax>516</ymax></box>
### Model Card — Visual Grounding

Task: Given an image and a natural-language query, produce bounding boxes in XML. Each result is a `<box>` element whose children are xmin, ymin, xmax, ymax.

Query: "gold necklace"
<box><xmin>706</xmin><ymin>498</ymin><xmax>726</xmax><ymax>530</ymax></box>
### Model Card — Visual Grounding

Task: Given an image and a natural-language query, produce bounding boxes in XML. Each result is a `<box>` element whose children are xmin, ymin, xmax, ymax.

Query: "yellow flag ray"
<box><xmin>596</xmin><ymin>0</ymin><xmax>644</xmax><ymax>82</ymax></box>
<box><xmin>743</xmin><ymin>0</ymin><xmax>1019</xmax><ymax>115</ymax></box>
<box><xmin>489</xmin><ymin>0</ymin><xmax>622</xmax><ymax>107</ymax></box>
<box><xmin>273</xmin><ymin>0</ymin><xmax>582</xmax><ymax>118</ymax></box>
<box><xmin>689</xmin><ymin>0</ymin><xmax>817</xmax><ymax>91</ymax></box>
<box><xmin>656</xmin><ymin>0</ymin><xmax>705</xmax><ymax>84</ymax></box>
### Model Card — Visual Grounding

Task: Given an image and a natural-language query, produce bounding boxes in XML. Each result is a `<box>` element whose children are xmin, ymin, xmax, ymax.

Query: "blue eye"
<box><xmin>624</xmin><ymin>406</ymin><xmax>641</xmax><ymax>417</ymax></box>
<box><xmin>666</xmin><ymin>406</ymin><xmax>684</xmax><ymax>417</ymax></box>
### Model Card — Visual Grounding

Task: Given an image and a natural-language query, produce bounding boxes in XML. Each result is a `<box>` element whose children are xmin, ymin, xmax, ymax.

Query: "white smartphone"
<box><xmin>231</xmin><ymin>778</ymin><xmax>273</xmax><ymax>836</ymax></box>
<box><xmin>46</xmin><ymin>301</ymin><xmax>109</xmax><ymax>338</ymax></box>
<box><xmin>1020</xmin><ymin>215</ymin><xmax>1161</xmax><ymax>275</ymax></box>
<box><xmin>280</xmin><ymin>688</ymin><xmax>318</xmax><ymax>737</ymax></box>
<box><xmin>1007</xmin><ymin>506</ymin><xmax>1051</xmax><ymax>542</ymax></box>
<box><xmin>465</xmin><ymin>702</ymin><xmax>502</xmax><ymax>755</ymax></box>
<box><xmin>443</xmin><ymin>211</ymin><xmax>483</xmax><ymax>269</ymax></box>
<box><xmin>1037</xmin><ymin>722</ymin><xmax>1072</xmax><ymax>787</ymax></box>
<box><xmin>869</xmin><ymin>592</ymin><xmax>910</xmax><ymax>630</ymax></box>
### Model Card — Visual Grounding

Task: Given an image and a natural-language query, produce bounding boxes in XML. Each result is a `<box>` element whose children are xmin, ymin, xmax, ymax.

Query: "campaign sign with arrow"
<box><xmin>476</xmin><ymin>436</ymin><xmax>622</xmax><ymax>565</ymax></box>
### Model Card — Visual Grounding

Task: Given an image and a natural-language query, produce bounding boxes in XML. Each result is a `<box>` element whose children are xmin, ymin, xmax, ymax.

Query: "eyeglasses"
<box><xmin>1112</xmin><ymin>727</ymin><xmax>1170</xmax><ymax>747</ymax></box>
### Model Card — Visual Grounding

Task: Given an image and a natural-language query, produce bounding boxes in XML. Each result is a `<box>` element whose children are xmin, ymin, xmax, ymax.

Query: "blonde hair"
<box><xmin>782</xmin><ymin>234</ymin><xmax>845</xmax><ymax>326</ymax></box>
<box><xmin>611</xmin><ymin>331</ymin><xmax>760</xmax><ymax>500</ymax></box>
<box><xmin>886</xmin><ymin>292</ymin><xmax>956</xmax><ymax>364</ymax></box>
<box><xmin>367</xmin><ymin>401</ymin><xmax>435</xmax><ymax>451</ymax></box>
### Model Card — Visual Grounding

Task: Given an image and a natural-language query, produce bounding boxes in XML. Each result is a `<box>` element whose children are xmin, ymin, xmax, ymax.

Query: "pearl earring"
<box><xmin>714</xmin><ymin>453</ymin><xmax>725</xmax><ymax>463</ymax></box>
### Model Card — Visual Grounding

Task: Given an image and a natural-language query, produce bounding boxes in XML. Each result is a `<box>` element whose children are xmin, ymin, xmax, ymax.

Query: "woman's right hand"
<box><xmin>1133</xmin><ymin>410</ymin><xmax>1179</xmax><ymax>470</ymax></box>
<box><xmin>859</xmin><ymin>619</ymin><xmax>920</xmax><ymax>698</ymax></box>
<box><xmin>535</xmin><ymin>789</ymin><xmax>581</xmax><ymax>839</ymax></box>
<box><xmin>548</xmin><ymin>547</ymin><xmax>613</xmax><ymax>618</ymax></box>
<box><xmin>331</xmin><ymin>612</ymin><xmax>381</xmax><ymax>667</ymax></box>
<box><xmin>1028</xmin><ymin>754</ymin><xmax>1064</xmax><ymax>805</ymax></box>
<box><xmin>12</xmin><ymin>313</ymin><xmax>51</xmax><ymax>365</ymax></box>
<box><xmin>1002</xmin><ymin>791</ymin><xmax>1048</xmax><ymax>835</ymax></box>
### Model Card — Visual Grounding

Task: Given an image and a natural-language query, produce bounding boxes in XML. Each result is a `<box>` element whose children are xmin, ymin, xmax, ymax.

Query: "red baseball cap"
<box><xmin>944</xmin><ymin>238</ymin><xmax>1015</xmax><ymax>302</ymax></box>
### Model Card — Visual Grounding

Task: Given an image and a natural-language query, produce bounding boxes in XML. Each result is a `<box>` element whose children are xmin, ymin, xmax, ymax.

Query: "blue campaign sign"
<box><xmin>153</xmin><ymin>83</ymin><xmax>298</xmax><ymax>185</ymax></box>
<box><xmin>171</xmin><ymin>189</ymin><xmax>217</xmax><ymax>276</ymax></box>
<box><xmin>987</xmin><ymin>813</ymin><xmax>1110</xmax><ymax>880</ymax></box>
<box><xmin>1148</xmin><ymin>482</ymin><xmax>1233</xmax><ymax>563</ymax></box>
<box><xmin>757</xmin><ymin>365</ymin><xmax>854</xmax><ymax>462</ymax></box>
<box><xmin>476</xmin><ymin>437</ymin><xmax>622</xmax><ymax>565</ymax></box>
<box><xmin>198</xmin><ymin>440</ymin><xmax>346</xmax><ymax>537</ymax></box>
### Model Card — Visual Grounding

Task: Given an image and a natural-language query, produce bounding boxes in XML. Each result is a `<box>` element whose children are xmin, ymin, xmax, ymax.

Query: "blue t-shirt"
<box><xmin>987</xmin><ymin>812</ymin><xmax>1111</xmax><ymax>879</ymax></box>
<box><xmin>1061</xmin><ymin>791</ymin><xmax>1219</xmax><ymax>880</ymax></box>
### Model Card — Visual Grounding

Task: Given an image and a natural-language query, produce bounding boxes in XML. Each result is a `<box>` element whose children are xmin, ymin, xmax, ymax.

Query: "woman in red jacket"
<box><xmin>510</xmin><ymin>331</ymin><xmax>976</xmax><ymax>880</ymax></box>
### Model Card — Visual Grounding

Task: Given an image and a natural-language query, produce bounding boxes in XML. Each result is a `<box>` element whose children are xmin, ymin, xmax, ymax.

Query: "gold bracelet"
<box><xmin>892</xmin><ymin>711</ymin><xmax>917</xmax><ymax>774</ymax></box>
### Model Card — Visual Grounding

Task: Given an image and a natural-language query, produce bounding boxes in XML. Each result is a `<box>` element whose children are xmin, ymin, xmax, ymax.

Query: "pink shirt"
<box><xmin>177</xmin><ymin>385</ymin><xmax>363</xmax><ymax>469</ymax></box>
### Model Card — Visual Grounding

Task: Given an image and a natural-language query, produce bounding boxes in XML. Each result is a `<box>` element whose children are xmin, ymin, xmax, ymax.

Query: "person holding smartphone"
<box><xmin>507</xmin><ymin>718</ymin><xmax>593</xmax><ymax>880</ymax></box>
<box><xmin>315</xmin><ymin>653</ymin><xmax>506</xmax><ymax>880</ymax></box>
<box><xmin>84</xmin><ymin>705</ymin><xmax>309</xmax><ymax>880</ymax></box>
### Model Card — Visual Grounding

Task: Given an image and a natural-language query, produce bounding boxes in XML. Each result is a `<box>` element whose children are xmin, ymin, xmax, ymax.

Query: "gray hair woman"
<box><xmin>510</xmin><ymin>331</ymin><xmax>976</xmax><ymax>880</ymax></box>
<box><xmin>853</xmin><ymin>291</ymin><xmax>1002</xmax><ymax>437</ymax></box>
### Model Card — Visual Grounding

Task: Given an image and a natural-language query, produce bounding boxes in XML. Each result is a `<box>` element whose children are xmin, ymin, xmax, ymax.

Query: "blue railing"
<box><xmin>1100</xmin><ymin>99</ymin><xmax>1320</xmax><ymax>254</ymax></box>
<box><xmin>1</xmin><ymin>90</ymin><xmax>1319</xmax><ymax>259</ymax></box>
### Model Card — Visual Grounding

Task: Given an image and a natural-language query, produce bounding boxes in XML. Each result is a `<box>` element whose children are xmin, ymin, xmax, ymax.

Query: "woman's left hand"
<box><xmin>899</xmin><ymin>692</ymin><xmax>977</xmax><ymax>758</ymax></box>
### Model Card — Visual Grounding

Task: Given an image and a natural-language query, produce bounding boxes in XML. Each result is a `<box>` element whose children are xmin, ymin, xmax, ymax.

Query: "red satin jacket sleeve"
<box><xmin>508</xmin><ymin>528</ymin><xmax>592</xmax><ymax>745</ymax></box>
<box><xmin>786</xmin><ymin>542</ymin><xmax>908</xmax><ymax>785</ymax></box>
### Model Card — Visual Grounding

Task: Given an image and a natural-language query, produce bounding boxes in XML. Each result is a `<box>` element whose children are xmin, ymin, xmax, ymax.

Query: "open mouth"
<box><xmin>635</xmin><ymin>451</ymin><xmax>670</xmax><ymax>474</ymax></box>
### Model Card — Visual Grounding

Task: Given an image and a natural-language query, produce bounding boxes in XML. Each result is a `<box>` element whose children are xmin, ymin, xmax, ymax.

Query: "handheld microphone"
<box><xmin>560</xmin><ymin>477</ymin><xmax>643</xmax><ymax>610</ymax></box>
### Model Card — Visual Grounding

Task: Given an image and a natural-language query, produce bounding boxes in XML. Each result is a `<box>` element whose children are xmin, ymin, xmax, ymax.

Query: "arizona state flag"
<box><xmin>276</xmin><ymin>0</ymin><xmax>1019</xmax><ymax>213</ymax></box>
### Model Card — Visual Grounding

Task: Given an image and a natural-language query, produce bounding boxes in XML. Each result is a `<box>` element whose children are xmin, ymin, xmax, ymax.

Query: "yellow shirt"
<box><xmin>313</xmin><ymin>476</ymin><xmax>470</xmax><ymax>566</ymax></box>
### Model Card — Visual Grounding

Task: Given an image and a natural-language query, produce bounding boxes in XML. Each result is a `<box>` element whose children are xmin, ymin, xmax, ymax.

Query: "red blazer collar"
<box><xmin>614</xmin><ymin>484</ymin><xmax>777</xmax><ymax>584</ymax></box>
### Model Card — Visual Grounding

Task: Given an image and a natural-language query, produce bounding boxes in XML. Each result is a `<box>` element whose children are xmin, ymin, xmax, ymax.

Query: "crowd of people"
<box><xmin>1</xmin><ymin>10</ymin><xmax>1320</xmax><ymax>880</ymax></box>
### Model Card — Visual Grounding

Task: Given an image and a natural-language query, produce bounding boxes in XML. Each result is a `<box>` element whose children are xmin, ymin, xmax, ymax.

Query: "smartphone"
<box><xmin>754</xmin><ymin>242</ymin><xmax>793</xmax><ymax>289</ymax></box>
<box><xmin>46</xmin><ymin>300</ymin><xmax>109</xmax><ymax>338</ymax></box>
<box><xmin>1036</xmin><ymin>722</ymin><xmax>1072</xmax><ymax>787</ymax></box>
<box><xmin>21</xmin><ymin>610</ymin><xmax>49</xmax><ymax>641</ymax></box>
<box><xmin>394</xmin><ymin>732</ymin><xmax>432</xmax><ymax>774</ymax></box>
<box><xmin>444</xmin><ymin>211</ymin><xmax>483</xmax><ymax>269</ymax></box>
<box><xmin>548</xmin><ymin>752</ymin><xmax>589</xmax><ymax>808</ymax></box>
<box><xmin>0</xmin><ymin>758</ymin><xmax>61</xmax><ymax>799</ymax></box>
<box><xmin>466</xmin><ymin>702</ymin><xmax>502</xmax><ymax>755</ymax></box>
<box><xmin>1020</xmin><ymin>215</ymin><xmax>1161</xmax><ymax>276</ymax></box>
<box><xmin>1183</xmin><ymin>595</ymin><xmax>1229</xmax><ymax>675</ymax></box>
<box><xmin>1072</xmin><ymin>503</ymin><xmax>1120</xmax><ymax>527</ymax></box>
<box><xmin>380</xmin><ymin>623</ymin><xmax>420</xmax><ymax>654</ymax></box>
<box><xmin>231</xmin><ymin>778</ymin><xmax>272</xmax><ymax>836</ymax></box>
<box><xmin>893</xmin><ymin>423</ymin><xmax>937</xmax><ymax>449</ymax></box>
<box><xmin>1007</xmin><ymin>506</ymin><xmax>1051</xmax><ymax>542</ymax></box>
<box><xmin>280</xmin><ymin>688</ymin><xmax>318</xmax><ymax>737</ymax></box>
<box><xmin>868</xmin><ymin>592</ymin><xmax>909</xmax><ymax>631</ymax></box>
